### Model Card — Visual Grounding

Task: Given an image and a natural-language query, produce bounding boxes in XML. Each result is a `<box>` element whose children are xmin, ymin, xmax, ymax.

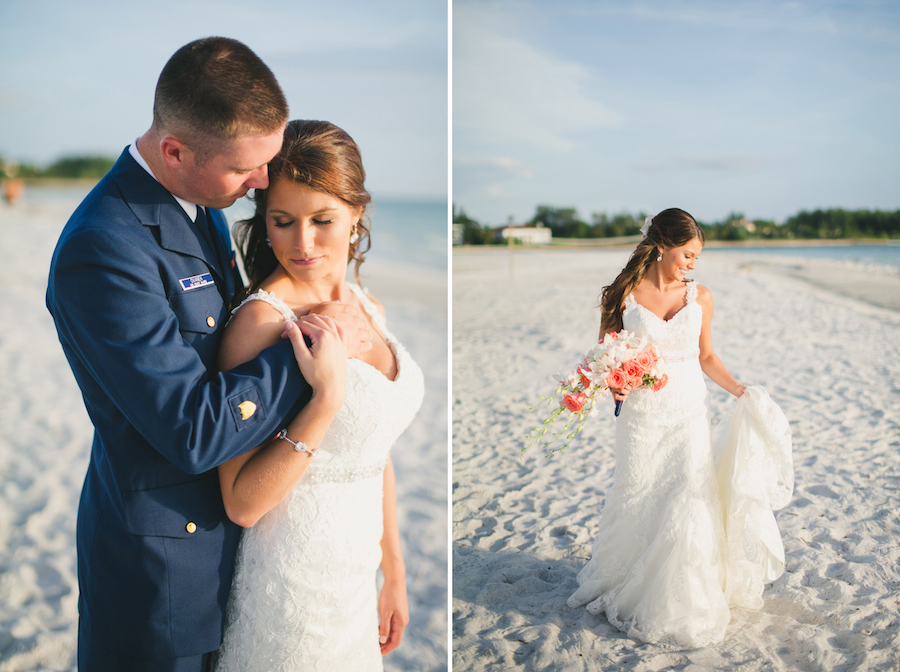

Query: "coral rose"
<box><xmin>633</xmin><ymin>350</ymin><xmax>655</xmax><ymax>374</ymax></box>
<box><xmin>623</xmin><ymin>359</ymin><xmax>644</xmax><ymax>383</ymax></box>
<box><xmin>562</xmin><ymin>392</ymin><xmax>587</xmax><ymax>413</ymax></box>
<box><xmin>652</xmin><ymin>373</ymin><xmax>669</xmax><ymax>392</ymax></box>
<box><xmin>606</xmin><ymin>368</ymin><xmax>628</xmax><ymax>391</ymax></box>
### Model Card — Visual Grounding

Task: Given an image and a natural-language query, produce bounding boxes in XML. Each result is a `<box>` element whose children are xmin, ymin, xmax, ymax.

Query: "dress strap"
<box><xmin>685</xmin><ymin>280</ymin><xmax>698</xmax><ymax>304</ymax></box>
<box><xmin>346</xmin><ymin>284</ymin><xmax>394</xmax><ymax>342</ymax></box>
<box><xmin>231</xmin><ymin>289</ymin><xmax>298</xmax><ymax>322</ymax></box>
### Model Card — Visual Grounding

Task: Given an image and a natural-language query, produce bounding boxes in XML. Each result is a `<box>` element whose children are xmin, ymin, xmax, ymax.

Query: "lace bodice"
<box><xmin>620</xmin><ymin>281</ymin><xmax>704</xmax><ymax>415</ymax></box>
<box><xmin>214</xmin><ymin>284</ymin><xmax>424</xmax><ymax>671</ymax></box>
<box><xmin>623</xmin><ymin>281</ymin><xmax>701</xmax><ymax>363</ymax></box>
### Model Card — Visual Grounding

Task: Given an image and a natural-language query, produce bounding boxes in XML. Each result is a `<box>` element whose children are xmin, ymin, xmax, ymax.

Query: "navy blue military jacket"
<box><xmin>46</xmin><ymin>149</ymin><xmax>310</xmax><ymax>659</ymax></box>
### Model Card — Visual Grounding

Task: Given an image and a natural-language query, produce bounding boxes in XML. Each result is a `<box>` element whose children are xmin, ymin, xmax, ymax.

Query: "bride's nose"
<box><xmin>295</xmin><ymin>224</ymin><xmax>315</xmax><ymax>251</ymax></box>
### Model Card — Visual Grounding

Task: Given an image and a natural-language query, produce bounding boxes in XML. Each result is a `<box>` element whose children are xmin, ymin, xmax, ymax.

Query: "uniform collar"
<box><xmin>129</xmin><ymin>140</ymin><xmax>200</xmax><ymax>222</ymax></box>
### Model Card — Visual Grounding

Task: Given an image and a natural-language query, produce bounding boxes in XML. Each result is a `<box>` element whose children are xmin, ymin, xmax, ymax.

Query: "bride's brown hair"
<box><xmin>599</xmin><ymin>208</ymin><xmax>705</xmax><ymax>333</ymax></box>
<box><xmin>233</xmin><ymin>119</ymin><xmax>371</xmax><ymax>303</ymax></box>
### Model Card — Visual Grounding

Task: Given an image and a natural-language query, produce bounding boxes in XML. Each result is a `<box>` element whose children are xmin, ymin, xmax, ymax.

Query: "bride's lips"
<box><xmin>291</xmin><ymin>256</ymin><xmax>322</xmax><ymax>267</ymax></box>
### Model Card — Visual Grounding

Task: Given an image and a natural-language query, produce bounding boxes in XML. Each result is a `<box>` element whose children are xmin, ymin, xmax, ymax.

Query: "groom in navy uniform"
<box><xmin>47</xmin><ymin>38</ymin><xmax>366</xmax><ymax>671</ymax></box>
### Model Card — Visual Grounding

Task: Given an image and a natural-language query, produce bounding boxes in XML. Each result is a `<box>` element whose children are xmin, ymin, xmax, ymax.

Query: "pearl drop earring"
<box><xmin>266</xmin><ymin>236</ymin><xmax>272</xmax><ymax>248</ymax></box>
<box><xmin>657</xmin><ymin>250</ymin><xmax>662</xmax><ymax>262</ymax></box>
<box><xmin>349</xmin><ymin>225</ymin><xmax>359</xmax><ymax>245</ymax></box>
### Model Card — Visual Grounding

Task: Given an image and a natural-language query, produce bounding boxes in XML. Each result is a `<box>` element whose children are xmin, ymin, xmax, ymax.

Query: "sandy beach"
<box><xmin>452</xmin><ymin>246</ymin><xmax>900</xmax><ymax>671</ymax></box>
<box><xmin>0</xmin><ymin>190</ymin><xmax>448</xmax><ymax>671</ymax></box>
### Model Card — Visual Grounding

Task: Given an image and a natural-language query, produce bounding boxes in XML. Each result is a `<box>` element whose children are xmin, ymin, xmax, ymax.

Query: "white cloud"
<box><xmin>454</xmin><ymin>4</ymin><xmax>624</xmax><ymax>153</ymax></box>
<box><xmin>633</xmin><ymin>153</ymin><xmax>781</xmax><ymax>174</ymax></box>
<box><xmin>454</xmin><ymin>156</ymin><xmax>536</xmax><ymax>178</ymax></box>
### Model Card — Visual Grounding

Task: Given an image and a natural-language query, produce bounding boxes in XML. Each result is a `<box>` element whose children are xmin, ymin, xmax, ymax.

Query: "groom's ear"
<box><xmin>159</xmin><ymin>136</ymin><xmax>190</xmax><ymax>169</ymax></box>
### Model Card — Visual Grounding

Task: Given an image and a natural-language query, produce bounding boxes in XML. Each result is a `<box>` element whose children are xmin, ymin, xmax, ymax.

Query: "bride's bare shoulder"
<box><xmin>219</xmin><ymin>298</ymin><xmax>288</xmax><ymax>371</ymax></box>
<box><xmin>694</xmin><ymin>283</ymin><xmax>714</xmax><ymax>308</ymax></box>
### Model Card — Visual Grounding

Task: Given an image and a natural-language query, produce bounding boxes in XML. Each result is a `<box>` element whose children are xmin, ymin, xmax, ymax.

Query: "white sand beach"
<box><xmin>0</xmin><ymin>189</ymin><xmax>448</xmax><ymax>671</ymax></box>
<box><xmin>452</xmin><ymin>246</ymin><xmax>900</xmax><ymax>671</ymax></box>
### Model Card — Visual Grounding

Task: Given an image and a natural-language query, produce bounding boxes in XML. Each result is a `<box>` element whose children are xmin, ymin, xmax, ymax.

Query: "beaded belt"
<box><xmin>303</xmin><ymin>459</ymin><xmax>387</xmax><ymax>485</ymax></box>
<box><xmin>664</xmin><ymin>349</ymin><xmax>700</xmax><ymax>363</ymax></box>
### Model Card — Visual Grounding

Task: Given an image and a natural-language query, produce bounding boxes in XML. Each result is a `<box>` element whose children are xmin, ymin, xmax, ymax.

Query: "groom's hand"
<box><xmin>305</xmin><ymin>301</ymin><xmax>372</xmax><ymax>358</ymax></box>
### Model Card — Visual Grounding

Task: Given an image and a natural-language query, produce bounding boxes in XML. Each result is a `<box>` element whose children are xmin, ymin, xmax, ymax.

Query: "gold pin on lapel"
<box><xmin>207</xmin><ymin>316</ymin><xmax>216</xmax><ymax>328</ymax></box>
<box><xmin>238</xmin><ymin>401</ymin><xmax>257</xmax><ymax>420</ymax></box>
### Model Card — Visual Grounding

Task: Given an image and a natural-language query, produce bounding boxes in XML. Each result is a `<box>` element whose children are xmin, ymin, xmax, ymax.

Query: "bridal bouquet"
<box><xmin>524</xmin><ymin>331</ymin><xmax>668</xmax><ymax>457</ymax></box>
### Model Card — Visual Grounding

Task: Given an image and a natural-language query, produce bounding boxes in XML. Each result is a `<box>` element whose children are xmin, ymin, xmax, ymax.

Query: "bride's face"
<box><xmin>265</xmin><ymin>179</ymin><xmax>361</xmax><ymax>283</ymax></box>
<box><xmin>660</xmin><ymin>237</ymin><xmax>703</xmax><ymax>280</ymax></box>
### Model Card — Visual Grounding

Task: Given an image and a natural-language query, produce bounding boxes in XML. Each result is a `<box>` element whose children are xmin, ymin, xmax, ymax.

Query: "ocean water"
<box><xmin>706</xmin><ymin>243</ymin><xmax>900</xmax><ymax>274</ymax></box>
<box><xmin>365</xmin><ymin>198</ymin><xmax>448</xmax><ymax>271</ymax></box>
<box><xmin>23</xmin><ymin>184</ymin><xmax>447</xmax><ymax>274</ymax></box>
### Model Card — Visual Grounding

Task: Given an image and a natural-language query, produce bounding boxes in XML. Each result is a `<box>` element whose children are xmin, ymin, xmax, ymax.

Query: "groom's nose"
<box><xmin>244</xmin><ymin>164</ymin><xmax>269</xmax><ymax>190</ymax></box>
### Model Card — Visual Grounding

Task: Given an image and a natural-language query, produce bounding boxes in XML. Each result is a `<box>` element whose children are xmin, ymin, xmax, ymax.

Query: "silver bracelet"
<box><xmin>276</xmin><ymin>428</ymin><xmax>314</xmax><ymax>455</ymax></box>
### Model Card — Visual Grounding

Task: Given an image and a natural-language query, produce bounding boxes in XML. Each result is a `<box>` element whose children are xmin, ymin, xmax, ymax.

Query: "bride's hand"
<box><xmin>733</xmin><ymin>383</ymin><xmax>747</xmax><ymax>398</ymax></box>
<box><xmin>282</xmin><ymin>317</ymin><xmax>347</xmax><ymax>410</ymax></box>
<box><xmin>306</xmin><ymin>300</ymin><xmax>372</xmax><ymax>358</ymax></box>
<box><xmin>610</xmin><ymin>387</ymin><xmax>631</xmax><ymax>402</ymax></box>
<box><xmin>377</xmin><ymin>578</ymin><xmax>409</xmax><ymax>655</ymax></box>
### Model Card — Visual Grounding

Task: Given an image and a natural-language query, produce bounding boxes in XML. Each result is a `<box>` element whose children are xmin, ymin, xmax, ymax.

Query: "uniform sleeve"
<box><xmin>48</xmin><ymin>226</ymin><xmax>310</xmax><ymax>474</ymax></box>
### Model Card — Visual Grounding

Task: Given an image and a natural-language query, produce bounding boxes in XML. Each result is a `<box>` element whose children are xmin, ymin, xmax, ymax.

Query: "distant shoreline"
<box><xmin>453</xmin><ymin>243</ymin><xmax>900</xmax><ymax>313</ymax></box>
<box><xmin>454</xmin><ymin>237</ymin><xmax>898</xmax><ymax>252</ymax></box>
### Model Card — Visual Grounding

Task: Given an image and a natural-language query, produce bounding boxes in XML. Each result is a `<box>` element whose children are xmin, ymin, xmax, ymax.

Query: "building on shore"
<box><xmin>496</xmin><ymin>222</ymin><xmax>551</xmax><ymax>245</ymax></box>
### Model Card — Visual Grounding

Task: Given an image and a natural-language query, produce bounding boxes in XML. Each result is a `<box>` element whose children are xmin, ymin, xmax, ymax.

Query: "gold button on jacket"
<box><xmin>186</xmin><ymin>522</ymin><xmax>197</xmax><ymax>534</ymax></box>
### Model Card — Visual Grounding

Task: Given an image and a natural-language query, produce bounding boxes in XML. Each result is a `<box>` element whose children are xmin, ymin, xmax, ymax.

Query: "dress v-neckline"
<box><xmin>345</xmin><ymin>284</ymin><xmax>401</xmax><ymax>384</ymax></box>
<box><xmin>627</xmin><ymin>283</ymin><xmax>693</xmax><ymax>324</ymax></box>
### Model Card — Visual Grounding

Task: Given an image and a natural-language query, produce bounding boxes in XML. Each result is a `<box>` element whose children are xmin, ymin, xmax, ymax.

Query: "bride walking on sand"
<box><xmin>567</xmin><ymin>208</ymin><xmax>792</xmax><ymax>649</ymax></box>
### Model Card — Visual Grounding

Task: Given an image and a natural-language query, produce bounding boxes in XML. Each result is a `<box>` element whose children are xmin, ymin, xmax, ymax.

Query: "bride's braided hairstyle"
<box><xmin>233</xmin><ymin>119</ymin><xmax>371</xmax><ymax>305</ymax></box>
<box><xmin>599</xmin><ymin>208</ymin><xmax>705</xmax><ymax>333</ymax></box>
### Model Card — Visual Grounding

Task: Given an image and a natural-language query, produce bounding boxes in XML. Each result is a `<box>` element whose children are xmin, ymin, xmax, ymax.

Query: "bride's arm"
<box><xmin>697</xmin><ymin>285</ymin><xmax>745</xmax><ymax>398</ymax></box>
<box><xmin>217</xmin><ymin>304</ymin><xmax>347</xmax><ymax>528</ymax></box>
<box><xmin>378</xmin><ymin>457</ymin><xmax>409</xmax><ymax>655</ymax></box>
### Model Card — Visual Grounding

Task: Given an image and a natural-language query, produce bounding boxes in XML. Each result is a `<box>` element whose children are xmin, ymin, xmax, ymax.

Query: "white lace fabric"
<box><xmin>213</xmin><ymin>284</ymin><xmax>425</xmax><ymax>671</ymax></box>
<box><xmin>567</xmin><ymin>281</ymin><xmax>793</xmax><ymax>649</ymax></box>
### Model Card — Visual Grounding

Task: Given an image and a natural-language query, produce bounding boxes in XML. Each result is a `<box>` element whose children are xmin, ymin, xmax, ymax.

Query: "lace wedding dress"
<box><xmin>567</xmin><ymin>281</ymin><xmax>792</xmax><ymax>649</ymax></box>
<box><xmin>213</xmin><ymin>284</ymin><xmax>424</xmax><ymax>671</ymax></box>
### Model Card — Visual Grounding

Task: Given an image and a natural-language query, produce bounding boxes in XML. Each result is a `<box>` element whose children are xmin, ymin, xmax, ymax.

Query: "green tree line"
<box><xmin>454</xmin><ymin>204</ymin><xmax>900</xmax><ymax>244</ymax></box>
<box><xmin>1</xmin><ymin>154</ymin><xmax>116</xmax><ymax>180</ymax></box>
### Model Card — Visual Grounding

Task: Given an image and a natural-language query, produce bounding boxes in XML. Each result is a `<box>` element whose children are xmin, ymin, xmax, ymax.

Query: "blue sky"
<box><xmin>0</xmin><ymin>0</ymin><xmax>447</xmax><ymax>199</ymax></box>
<box><xmin>453</xmin><ymin>0</ymin><xmax>900</xmax><ymax>225</ymax></box>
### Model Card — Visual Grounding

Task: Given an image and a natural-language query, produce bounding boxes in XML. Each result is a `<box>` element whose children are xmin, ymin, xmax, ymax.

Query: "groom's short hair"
<box><xmin>152</xmin><ymin>37</ymin><xmax>288</xmax><ymax>157</ymax></box>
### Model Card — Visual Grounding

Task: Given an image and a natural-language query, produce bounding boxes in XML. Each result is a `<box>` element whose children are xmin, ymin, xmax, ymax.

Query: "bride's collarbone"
<box><xmin>356</xmin><ymin>335</ymin><xmax>398</xmax><ymax>381</ymax></box>
<box><xmin>631</xmin><ymin>282</ymin><xmax>690</xmax><ymax>322</ymax></box>
<box><xmin>256</xmin><ymin>285</ymin><xmax>398</xmax><ymax>380</ymax></box>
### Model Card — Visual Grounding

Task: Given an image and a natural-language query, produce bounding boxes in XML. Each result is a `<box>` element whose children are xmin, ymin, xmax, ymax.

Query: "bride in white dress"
<box><xmin>567</xmin><ymin>208</ymin><xmax>791</xmax><ymax>649</ymax></box>
<box><xmin>211</xmin><ymin>120</ymin><xmax>424</xmax><ymax>671</ymax></box>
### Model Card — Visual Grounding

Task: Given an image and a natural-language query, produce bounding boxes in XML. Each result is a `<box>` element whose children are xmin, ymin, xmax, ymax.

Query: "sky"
<box><xmin>453</xmin><ymin>0</ymin><xmax>900</xmax><ymax>225</ymax></box>
<box><xmin>0</xmin><ymin>0</ymin><xmax>447</xmax><ymax>200</ymax></box>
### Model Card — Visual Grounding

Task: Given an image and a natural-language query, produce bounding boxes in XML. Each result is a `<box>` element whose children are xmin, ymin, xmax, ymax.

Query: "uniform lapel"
<box><xmin>112</xmin><ymin>151</ymin><xmax>234</xmax><ymax>303</ymax></box>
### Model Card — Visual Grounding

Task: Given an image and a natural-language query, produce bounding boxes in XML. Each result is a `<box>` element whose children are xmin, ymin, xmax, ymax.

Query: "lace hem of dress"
<box><xmin>303</xmin><ymin>459</ymin><xmax>388</xmax><ymax>485</ymax></box>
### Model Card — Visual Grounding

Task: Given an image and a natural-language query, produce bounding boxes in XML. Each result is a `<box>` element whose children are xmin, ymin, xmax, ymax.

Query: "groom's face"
<box><xmin>183</xmin><ymin>129</ymin><xmax>284</xmax><ymax>209</ymax></box>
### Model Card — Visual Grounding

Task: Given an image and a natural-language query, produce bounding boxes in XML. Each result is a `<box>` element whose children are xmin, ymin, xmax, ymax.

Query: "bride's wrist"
<box><xmin>380</xmin><ymin>562</ymin><xmax>406</xmax><ymax>585</ymax></box>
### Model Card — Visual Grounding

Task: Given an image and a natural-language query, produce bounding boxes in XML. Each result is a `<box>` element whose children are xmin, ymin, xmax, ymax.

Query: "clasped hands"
<box><xmin>279</xmin><ymin>300</ymin><xmax>372</xmax><ymax>358</ymax></box>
